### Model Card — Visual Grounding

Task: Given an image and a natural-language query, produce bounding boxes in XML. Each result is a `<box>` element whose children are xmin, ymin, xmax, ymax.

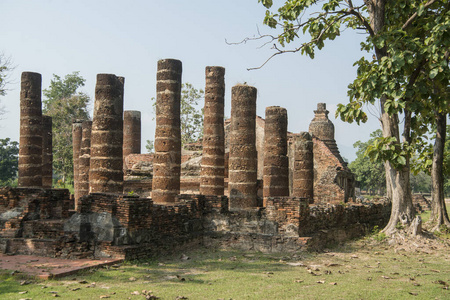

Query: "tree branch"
<box><xmin>247</xmin><ymin>12</ymin><xmax>351</xmax><ymax>70</ymax></box>
<box><xmin>402</xmin><ymin>0</ymin><xmax>437</xmax><ymax>30</ymax></box>
<box><xmin>347</xmin><ymin>1</ymin><xmax>375</xmax><ymax>36</ymax></box>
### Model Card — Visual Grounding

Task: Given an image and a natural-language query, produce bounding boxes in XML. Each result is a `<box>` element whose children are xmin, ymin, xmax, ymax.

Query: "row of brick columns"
<box><xmin>72</xmin><ymin>73</ymin><xmax>127</xmax><ymax>203</ymax></box>
<box><xmin>72</xmin><ymin>111</ymin><xmax>141</xmax><ymax>205</ymax></box>
<box><xmin>18</xmin><ymin>72</ymin><xmax>53</xmax><ymax>189</ymax></box>
<box><xmin>18</xmin><ymin>67</ymin><xmax>315</xmax><ymax>208</ymax></box>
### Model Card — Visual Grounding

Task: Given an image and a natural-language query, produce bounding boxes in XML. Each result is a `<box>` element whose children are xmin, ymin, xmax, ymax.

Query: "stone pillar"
<box><xmin>228</xmin><ymin>84</ymin><xmax>258</xmax><ymax>209</ymax></box>
<box><xmin>89</xmin><ymin>74</ymin><xmax>124</xmax><ymax>194</ymax></box>
<box><xmin>263</xmin><ymin>106</ymin><xmax>289</xmax><ymax>203</ymax></box>
<box><xmin>152</xmin><ymin>59</ymin><xmax>182</xmax><ymax>203</ymax></box>
<box><xmin>18</xmin><ymin>72</ymin><xmax>43</xmax><ymax>188</ymax></box>
<box><xmin>123</xmin><ymin>110</ymin><xmax>141</xmax><ymax>170</ymax></box>
<box><xmin>42</xmin><ymin>115</ymin><xmax>53</xmax><ymax>189</ymax></box>
<box><xmin>78</xmin><ymin>120</ymin><xmax>92</xmax><ymax>203</ymax></box>
<box><xmin>200</xmin><ymin>66</ymin><xmax>225</xmax><ymax>196</ymax></box>
<box><xmin>72</xmin><ymin>120</ymin><xmax>83</xmax><ymax>200</ymax></box>
<box><xmin>292</xmin><ymin>132</ymin><xmax>314</xmax><ymax>203</ymax></box>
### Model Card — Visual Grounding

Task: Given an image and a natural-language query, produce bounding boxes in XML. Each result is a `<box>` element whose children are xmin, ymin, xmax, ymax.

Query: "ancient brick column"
<box><xmin>78</xmin><ymin>120</ymin><xmax>92</xmax><ymax>202</ymax></box>
<box><xmin>200</xmin><ymin>66</ymin><xmax>225</xmax><ymax>196</ymax></box>
<box><xmin>18</xmin><ymin>72</ymin><xmax>43</xmax><ymax>188</ymax></box>
<box><xmin>72</xmin><ymin>120</ymin><xmax>83</xmax><ymax>200</ymax></box>
<box><xmin>42</xmin><ymin>115</ymin><xmax>53</xmax><ymax>189</ymax></box>
<box><xmin>263</xmin><ymin>106</ymin><xmax>289</xmax><ymax>203</ymax></box>
<box><xmin>228</xmin><ymin>84</ymin><xmax>258</xmax><ymax>209</ymax></box>
<box><xmin>89</xmin><ymin>74</ymin><xmax>124</xmax><ymax>194</ymax></box>
<box><xmin>152</xmin><ymin>59</ymin><xmax>182</xmax><ymax>203</ymax></box>
<box><xmin>292</xmin><ymin>131</ymin><xmax>314</xmax><ymax>203</ymax></box>
<box><xmin>123</xmin><ymin>110</ymin><xmax>141</xmax><ymax>170</ymax></box>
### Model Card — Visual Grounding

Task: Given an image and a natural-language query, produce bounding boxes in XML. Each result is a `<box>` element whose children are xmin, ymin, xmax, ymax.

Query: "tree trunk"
<box><xmin>382</xmin><ymin>159</ymin><xmax>415</xmax><ymax>234</ymax></box>
<box><xmin>366</xmin><ymin>0</ymin><xmax>415</xmax><ymax>235</ymax></box>
<box><xmin>429</xmin><ymin>112</ymin><xmax>450</xmax><ymax>231</ymax></box>
<box><xmin>380</xmin><ymin>107</ymin><xmax>415</xmax><ymax>234</ymax></box>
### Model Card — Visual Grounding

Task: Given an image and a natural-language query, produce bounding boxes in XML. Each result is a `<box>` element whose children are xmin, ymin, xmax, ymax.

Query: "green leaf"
<box><xmin>397</xmin><ymin>156</ymin><xmax>406</xmax><ymax>166</ymax></box>
<box><xmin>417</xmin><ymin>4</ymin><xmax>425</xmax><ymax>17</ymax></box>
<box><xmin>259</xmin><ymin>0</ymin><xmax>273</xmax><ymax>9</ymax></box>
<box><xmin>429</xmin><ymin>68</ymin><xmax>439</xmax><ymax>79</ymax></box>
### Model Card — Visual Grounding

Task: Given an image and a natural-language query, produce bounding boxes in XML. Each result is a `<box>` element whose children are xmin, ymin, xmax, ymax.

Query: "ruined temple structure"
<box><xmin>0</xmin><ymin>66</ymin><xmax>384</xmax><ymax>261</ymax></box>
<box><xmin>307</xmin><ymin>103</ymin><xmax>355</xmax><ymax>203</ymax></box>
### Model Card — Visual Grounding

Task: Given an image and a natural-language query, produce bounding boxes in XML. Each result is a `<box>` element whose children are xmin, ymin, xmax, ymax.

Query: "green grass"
<box><xmin>1</xmin><ymin>236</ymin><xmax>449</xmax><ymax>300</ymax></box>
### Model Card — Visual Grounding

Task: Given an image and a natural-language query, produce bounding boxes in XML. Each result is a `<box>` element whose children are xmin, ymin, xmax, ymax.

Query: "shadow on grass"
<box><xmin>0</xmin><ymin>270</ymin><xmax>45</xmax><ymax>296</ymax></box>
<box><xmin>64</xmin><ymin>248</ymin><xmax>310</xmax><ymax>286</ymax></box>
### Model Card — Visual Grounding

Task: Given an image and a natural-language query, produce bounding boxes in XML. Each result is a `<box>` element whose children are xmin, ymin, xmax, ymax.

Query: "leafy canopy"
<box><xmin>257</xmin><ymin>0</ymin><xmax>449</xmax><ymax>170</ymax></box>
<box><xmin>180</xmin><ymin>83</ymin><xmax>204</xmax><ymax>145</ymax></box>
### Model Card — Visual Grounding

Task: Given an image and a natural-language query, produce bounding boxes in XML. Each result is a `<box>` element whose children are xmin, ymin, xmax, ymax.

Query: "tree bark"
<box><xmin>384</xmin><ymin>161</ymin><xmax>392</xmax><ymax>199</ymax></box>
<box><xmin>429</xmin><ymin>112</ymin><xmax>450</xmax><ymax>231</ymax></box>
<box><xmin>382</xmin><ymin>159</ymin><xmax>415</xmax><ymax>234</ymax></box>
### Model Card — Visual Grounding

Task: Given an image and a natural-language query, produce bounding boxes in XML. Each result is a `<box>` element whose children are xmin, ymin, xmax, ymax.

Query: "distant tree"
<box><xmin>145</xmin><ymin>139</ymin><xmax>154</xmax><ymax>153</ymax></box>
<box><xmin>0</xmin><ymin>138</ymin><xmax>19</xmax><ymax>186</ymax></box>
<box><xmin>0</xmin><ymin>53</ymin><xmax>14</xmax><ymax>118</ymax></box>
<box><xmin>349</xmin><ymin>130</ymin><xmax>385</xmax><ymax>195</ymax></box>
<box><xmin>410</xmin><ymin>171</ymin><xmax>431</xmax><ymax>194</ymax></box>
<box><xmin>43</xmin><ymin>72</ymin><xmax>90</xmax><ymax>187</ymax></box>
<box><xmin>151</xmin><ymin>82</ymin><xmax>204</xmax><ymax>146</ymax></box>
<box><xmin>413</xmin><ymin>124</ymin><xmax>450</xmax><ymax>230</ymax></box>
<box><xmin>428</xmin><ymin>117</ymin><xmax>449</xmax><ymax>230</ymax></box>
<box><xmin>180</xmin><ymin>83</ymin><xmax>204</xmax><ymax>145</ymax></box>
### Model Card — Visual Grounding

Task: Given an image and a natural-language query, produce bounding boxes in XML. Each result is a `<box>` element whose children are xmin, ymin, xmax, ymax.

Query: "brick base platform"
<box><xmin>0</xmin><ymin>253</ymin><xmax>122</xmax><ymax>279</ymax></box>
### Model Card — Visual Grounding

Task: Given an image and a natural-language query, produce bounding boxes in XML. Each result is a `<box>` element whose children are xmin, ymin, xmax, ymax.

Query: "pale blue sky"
<box><xmin>0</xmin><ymin>0</ymin><xmax>380</xmax><ymax>161</ymax></box>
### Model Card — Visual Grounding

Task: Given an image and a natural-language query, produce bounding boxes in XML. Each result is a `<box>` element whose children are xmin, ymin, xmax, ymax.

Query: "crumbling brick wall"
<box><xmin>311</xmin><ymin>137</ymin><xmax>354</xmax><ymax>204</ymax></box>
<box><xmin>1</xmin><ymin>187</ymin><xmax>390</xmax><ymax>258</ymax></box>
